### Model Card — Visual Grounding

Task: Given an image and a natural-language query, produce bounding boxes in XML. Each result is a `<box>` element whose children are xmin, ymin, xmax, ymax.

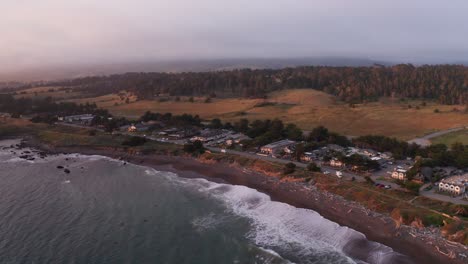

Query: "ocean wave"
<box><xmin>180</xmin><ymin>178</ymin><xmax>408</xmax><ymax>264</ymax></box>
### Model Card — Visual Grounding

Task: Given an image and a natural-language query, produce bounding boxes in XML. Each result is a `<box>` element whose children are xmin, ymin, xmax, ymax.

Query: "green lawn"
<box><xmin>431</xmin><ymin>129</ymin><xmax>468</xmax><ymax>146</ymax></box>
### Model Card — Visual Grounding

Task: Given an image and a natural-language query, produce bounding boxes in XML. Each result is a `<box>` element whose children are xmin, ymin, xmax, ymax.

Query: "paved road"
<box><xmin>206</xmin><ymin>147</ymin><xmax>376</xmax><ymax>183</ymax></box>
<box><xmin>408</xmin><ymin>126</ymin><xmax>467</xmax><ymax>147</ymax></box>
<box><xmin>419</xmin><ymin>184</ymin><xmax>468</xmax><ymax>205</ymax></box>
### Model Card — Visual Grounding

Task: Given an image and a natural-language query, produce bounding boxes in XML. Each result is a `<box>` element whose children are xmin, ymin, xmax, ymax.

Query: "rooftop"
<box><xmin>441</xmin><ymin>174</ymin><xmax>468</xmax><ymax>185</ymax></box>
<box><xmin>262</xmin><ymin>139</ymin><xmax>296</xmax><ymax>149</ymax></box>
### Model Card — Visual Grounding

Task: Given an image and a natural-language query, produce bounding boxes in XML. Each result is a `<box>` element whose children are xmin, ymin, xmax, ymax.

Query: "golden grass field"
<box><xmin>13</xmin><ymin>86</ymin><xmax>80</xmax><ymax>100</ymax></box>
<box><xmin>63</xmin><ymin>89</ymin><xmax>468</xmax><ymax>140</ymax></box>
<box><xmin>65</xmin><ymin>92</ymin><xmax>137</xmax><ymax>107</ymax></box>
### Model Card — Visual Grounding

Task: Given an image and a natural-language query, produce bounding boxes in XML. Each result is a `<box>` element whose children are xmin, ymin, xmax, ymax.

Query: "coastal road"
<box><xmin>408</xmin><ymin>126</ymin><xmax>467</xmax><ymax>147</ymax></box>
<box><xmin>206</xmin><ymin>147</ymin><xmax>370</xmax><ymax>182</ymax></box>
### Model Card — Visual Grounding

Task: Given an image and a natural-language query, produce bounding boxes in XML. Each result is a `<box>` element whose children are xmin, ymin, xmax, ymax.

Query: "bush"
<box><xmin>122</xmin><ymin>136</ymin><xmax>147</xmax><ymax>147</ymax></box>
<box><xmin>307</xmin><ymin>162</ymin><xmax>321</xmax><ymax>172</ymax></box>
<box><xmin>183</xmin><ymin>140</ymin><xmax>205</xmax><ymax>154</ymax></box>
<box><xmin>283</xmin><ymin>162</ymin><xmax>296</xmax><ymax>174</ymax></box>
<box><xmin>423</xmin><ymin>214</ymin><xmax>444</xmax><ymax>227</ymax></box>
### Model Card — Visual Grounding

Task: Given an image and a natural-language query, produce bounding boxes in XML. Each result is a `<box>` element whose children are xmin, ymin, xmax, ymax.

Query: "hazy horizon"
<box><xmin>3</xmin><ymin>0</ymin><xmax>468</xmax><ymax>79</ymax></box>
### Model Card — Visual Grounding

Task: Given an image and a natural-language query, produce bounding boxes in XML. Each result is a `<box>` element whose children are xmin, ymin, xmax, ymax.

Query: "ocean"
<box><xmin>0</xmin><ymin>139</ymin><xmax>410</xmax><ymax>264</ymax></box>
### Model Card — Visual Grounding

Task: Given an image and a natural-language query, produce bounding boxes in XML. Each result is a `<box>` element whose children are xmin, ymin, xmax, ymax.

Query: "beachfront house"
<box><xmin>225</xmin><ymin>133</ymin><xmax>251</xmax><ymax>146</ymax></box>
<box><xmin>438</xmin><ymin>174</ymin><xmax>468</xmax><ymax>196</ymax></box>
<box><xmin>190</xmin><ymin>129</ymin><xmax>230</xmax><ymax>143</ymax></box>
<box><xmin>120</xmin><ymin>123</ymin><xmax>151</xmax><ymax>133</ymax></box>
<box><xmin>391</xmin><ymin>168</ymin><xmax>407</xmax><ymax>181</ymax></box>
<box><xmin>260</xmin><ymin>139</ymin><xmax>296</xmax><ymax>155</ymax></box>
<box><xmin>301</xmin><ymin>152</ymin><xmax>315</xmax><ymax>162</ymax></box>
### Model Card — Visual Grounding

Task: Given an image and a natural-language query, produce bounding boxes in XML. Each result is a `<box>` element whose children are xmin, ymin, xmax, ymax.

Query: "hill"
<box><xmin>20</xmin><ymin>64</ymin><xmax>468</xmax><ymax>106</ymax></box>
<box><xmin>67</xmin><ymin>89</ymin><xmax>468</xmax><ymax>140</ymax></box>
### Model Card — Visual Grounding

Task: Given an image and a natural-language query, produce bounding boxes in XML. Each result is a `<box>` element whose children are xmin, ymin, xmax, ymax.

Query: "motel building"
<box><xmin>391</xmin><ymin>169</ymin><xmax>407</xmax><ymax>181</ymax></box>
<box><xmin>330</xmin><ymin>159</ymin><xmax>344</xmax><ymax>168</ymax></box>
<box><xmin>438</xmin><ymin>175</ymin><xmax>468</xmax><ymax>196</ymax></box>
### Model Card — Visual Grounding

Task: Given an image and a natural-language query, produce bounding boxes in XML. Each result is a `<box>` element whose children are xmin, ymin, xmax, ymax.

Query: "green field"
<box><xmin>431</xmin><ymin>129</ymin><xmax>468</xmax><ymax>146</ymax></box>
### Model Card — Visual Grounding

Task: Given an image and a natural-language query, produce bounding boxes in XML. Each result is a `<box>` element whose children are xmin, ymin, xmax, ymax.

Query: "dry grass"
<box><xmin>60</xmin><ymin>89</ymin><xmax>468</xmax><ymax>139</ymax></box>
<box><xmin>65</xmin><ymin>92</ymin><xmax>137</xmax><ymax>108</ymax></box>
<box><xmin>14</xmin><ymin>86</ymin><xmax>81</xmax><ymax>100</ymax></box>
<box><xmin>104</xmin><ymin>97</ymin><xmax>259</xmax><ymax>119</ymax></box>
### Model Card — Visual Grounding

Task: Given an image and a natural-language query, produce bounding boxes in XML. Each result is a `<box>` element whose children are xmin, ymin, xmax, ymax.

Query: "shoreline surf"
<box><xmin>13</xmin><ymin>138</ymin><xmax>468</xmax><ymax>264</ymax></box>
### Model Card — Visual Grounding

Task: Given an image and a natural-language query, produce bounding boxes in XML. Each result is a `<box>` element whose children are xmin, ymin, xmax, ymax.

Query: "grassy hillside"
<box><xmin>14</xmin><ymin>86</ymin><xmax>81</xmax><ymax>100</ymax></box>
<box><xmin>55</xmin><ymin>89</ymin><xmax>468</xmax><ymax>139</ymax></box>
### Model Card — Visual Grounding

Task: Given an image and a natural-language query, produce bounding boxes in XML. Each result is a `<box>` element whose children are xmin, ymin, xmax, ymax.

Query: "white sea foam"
<box><xmin>176</xmin><ymin>177</ymin><xmax>406</xmax><ymax>264</ymax></box>
<box><xmin>191</xmin><ymin>213</ymin><xmax>228</xmax><ymax>232</ymax></box>
<box><xmin>257</xmin><ymin>247</ymin><xmax>295</xmax><ymax>264</ymax></box>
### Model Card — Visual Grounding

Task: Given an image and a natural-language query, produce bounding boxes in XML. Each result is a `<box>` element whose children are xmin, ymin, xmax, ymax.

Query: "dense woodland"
<box><xmin>21</xmin><ymin>64</ymin><xmax>468</xmax><ymax>104</ymax></box>
<box><xmin>0</xmin><ymin>94</ymin><xmax>106</xmax><ymax>117</ymax></box>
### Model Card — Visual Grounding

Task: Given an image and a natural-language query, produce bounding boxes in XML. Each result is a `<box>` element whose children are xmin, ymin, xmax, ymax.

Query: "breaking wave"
<box><xmin>176</xmin><ymin>177</ymin><xmax>411</xmax><ymax>264</ymax></box>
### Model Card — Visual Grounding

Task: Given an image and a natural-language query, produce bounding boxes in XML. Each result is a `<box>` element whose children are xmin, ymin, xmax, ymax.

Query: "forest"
<box><xmin>19</xmin><ymin>64</ymin><xmax>468</xmax><ymax>105</ymax></box>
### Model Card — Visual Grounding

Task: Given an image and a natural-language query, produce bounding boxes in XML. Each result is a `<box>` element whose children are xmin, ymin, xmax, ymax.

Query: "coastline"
<box><xmin>22</xmin><ymin>139</ymin><xmax>468</xmax><ymax>264</ymax></box>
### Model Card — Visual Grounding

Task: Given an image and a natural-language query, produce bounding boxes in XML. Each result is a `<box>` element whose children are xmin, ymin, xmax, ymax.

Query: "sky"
<box><xmin>2</xmin><ymin>0</ymin><xmax>468</xmax><ymax>73</ymax></box>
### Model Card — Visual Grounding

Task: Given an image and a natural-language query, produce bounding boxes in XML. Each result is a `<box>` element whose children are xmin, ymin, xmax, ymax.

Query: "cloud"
<box><xmin>2</xmin><ymin>0</ymin><xmax>468</xmax><ymax>72</ymax></box>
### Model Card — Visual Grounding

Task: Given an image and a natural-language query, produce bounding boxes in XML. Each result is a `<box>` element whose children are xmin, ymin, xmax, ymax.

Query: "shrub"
<box><xmin>283</xmin><ymin>162</ymin><xmax>296</xmax><ymax>174</ymax></box>
<box><xmin>122</xmin><ymin>136</ymin><xmax>147</xmax><ymax>147</ymax></box>
<box><xmin>307</xmin><ymin>162</ymin><xmax>321</xmax><ymax>172</ymax></box>
<box><xmin>183</xmin><ymin>140</ymin><xmax>205</xmax><ymax>154</ymax></box>
<box><xmin>423</xmin><ymin>214</ymin><xmax>444</xmax><ymax>227</ymax></box>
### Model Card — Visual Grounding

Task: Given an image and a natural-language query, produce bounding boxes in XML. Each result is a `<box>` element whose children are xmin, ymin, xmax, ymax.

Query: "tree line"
<box><xmin>0</xmin><ymin>94</ymin><xmax>106</xmax><ymax>118</ymax></box>
<box><xmin>25</xmin><ymin>64</ymin><xmax>468</xmax><ymax>105</ymax></box>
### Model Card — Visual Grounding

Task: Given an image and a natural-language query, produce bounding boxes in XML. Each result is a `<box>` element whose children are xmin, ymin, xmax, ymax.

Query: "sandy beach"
<box><xmin>22</xmin><ymin>140</ymin><xmax>468</xmax><ymax>264</ymax></box>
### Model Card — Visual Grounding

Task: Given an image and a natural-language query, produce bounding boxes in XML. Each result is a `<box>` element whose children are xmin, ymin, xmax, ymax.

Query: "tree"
<box><xmin>294</xmin><ymin>143</ymin><xmax>305</xmax><ymax>161</ymax></box>
<box><xmin>234</xmin><ymin>118</ymin><xmax>249</xmax><ymax>134</ymax></box>
<box><xmin>188</xmin><ymin>97</ymin><xmax>194</xmax><ymax>103</ymax></box>
<box><xmin>308</xmin><ymin>126</ymin><xmax>329</xmax><ymax>142</ymax></box>
<box><xmin>284</xmin><ymin>123</ymin><xmax>303</xmax><ymax>141</ymax></box>
<box><xmin>183</xmin><ymin>140</ymin><xmax>205</xmax><ymax>154</ymax></box>
<box><xmin>210</xmin><ymin>118</ymin><xmax>223</xmax><ymax>129</ymax></box>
